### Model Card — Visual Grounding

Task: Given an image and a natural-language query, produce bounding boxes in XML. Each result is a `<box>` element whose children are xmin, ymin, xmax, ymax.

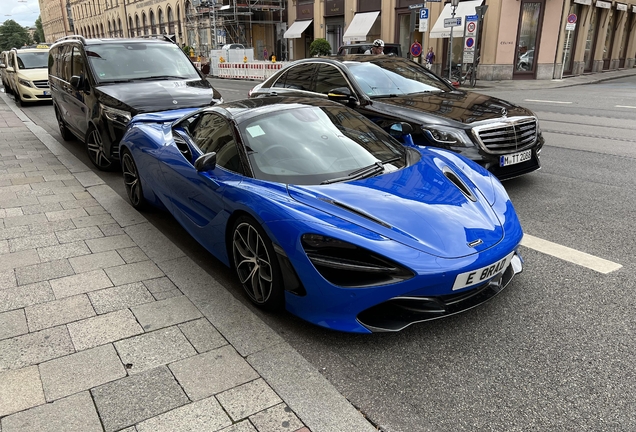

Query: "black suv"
<box><xmin>48</xmin><ymin>35</ymin><xmax>223</xmax><ymax>170</ymax></box>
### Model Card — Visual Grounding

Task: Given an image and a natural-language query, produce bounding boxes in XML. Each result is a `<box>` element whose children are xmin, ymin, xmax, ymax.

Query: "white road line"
<box><xmin>521</xmin><ymin>234</ymin><xmax>622</xmax><ymax>274</ymax></box>
<box><xmin>615</xmin><ymin>105</ymin><xmax>636</xmax><ymax>109</ymax></box>
<box><xmin>524</xmin><ymin>99</ymin><xmax>573</xmax><ymax>104</ymax></box>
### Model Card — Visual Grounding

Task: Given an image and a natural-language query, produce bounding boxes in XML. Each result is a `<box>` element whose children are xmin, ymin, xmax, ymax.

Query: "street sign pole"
<box><xmin>560</xmin><ymin>30</ymin><xmax>572</xmax><ymax>80</ymax></box>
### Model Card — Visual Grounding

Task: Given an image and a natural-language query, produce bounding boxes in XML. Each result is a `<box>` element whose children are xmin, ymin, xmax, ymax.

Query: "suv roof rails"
<box><xmin>137</xmin><ymin>34</ymin><xmax>177</xmax><ymax>44</ymax></box>
<box><xmin>54</xmin><ymin>35</ymin><xmax>87</xmax><ymax>44</ymax></box>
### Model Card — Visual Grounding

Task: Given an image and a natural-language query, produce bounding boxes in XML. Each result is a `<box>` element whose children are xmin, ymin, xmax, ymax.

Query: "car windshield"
<box><xmin>239</xmin><ymin>105</ymin><xmax>407</xmax><ymax>185</ymax></box>
<box><xmin>16</xmin><ymin>52</ymin><xmax>48</xmax><ymax>69</ymax></box>
<box><xmin>347</xmin><ymin>61</ymin><xmax>447</xmax><ymax>97</ymax></box>
<box><xmin>86</xmin><ymin>43</ymin><xmax>200</xmax><ymax>83</ymax></box>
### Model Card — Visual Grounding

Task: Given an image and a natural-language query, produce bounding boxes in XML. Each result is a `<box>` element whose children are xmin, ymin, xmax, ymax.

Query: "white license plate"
<box><xmin>452</xmin><ymin>252</ymin><xmax>515</xmax><ymax>291</ymax></box>
<box><xmin>500</xmin><ymin>149</ymin><xmax>531</xmax><ymax>167</ymax></box>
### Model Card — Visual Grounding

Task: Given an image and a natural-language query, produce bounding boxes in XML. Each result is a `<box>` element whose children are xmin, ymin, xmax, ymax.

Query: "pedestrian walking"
<box><xmin>425</xmin><ymin>47</ymin><xmax>435</xmax><ymax>69</ymax></box>
<box><xmin>263</xmin><ymin>47</ymin><xmax>269</xmax><ymax>61</ymax></box>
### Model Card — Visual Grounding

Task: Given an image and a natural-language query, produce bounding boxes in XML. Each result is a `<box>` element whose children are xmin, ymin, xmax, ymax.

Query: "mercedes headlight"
<box><xmin>422</xmin><ymin>125</ymin><xmax>473</xmax><ymax>147</ymax></box>
<box><xmin>100</xmin><ymin>103</ymin><xmax>132</xmax><ymax>126</ymax></box>
<box><xmin>18</xmin><ymin>78</ymin><xmax>32</xmax><ymax>88</ymax></box>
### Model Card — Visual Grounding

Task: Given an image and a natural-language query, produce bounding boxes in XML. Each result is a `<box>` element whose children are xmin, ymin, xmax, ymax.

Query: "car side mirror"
<box><xmin>327</xmin><ymin>87</ymin><xmax>357</xmax><ymax>107</ymax></box>
<box><xmin>389</xmin><ymin>122</ymin><xmax>414</xmax><ymax>137</ymax></box>
<box><xmin>6</xmin><ymin>66</ymin><xmax>14</xmax><ymax>73</ymax></box>
<box><xmin>70</xmin><ymin>75</ymin><xmax>83</xmax><ymax>90</ymax></box>
<box><xmin>194</xmin><ymin>152</ymin><xmax>217</xmax><ymax>172</ymax></box>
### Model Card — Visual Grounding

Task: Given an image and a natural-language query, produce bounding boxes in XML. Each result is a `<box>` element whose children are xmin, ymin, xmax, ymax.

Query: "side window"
<box><xmin>314</xmin><ymin>64</ymin><xmax>350</xmax><ymax>94</ymax></box>
<box><xmin>61</xmin><ymin>46</ymin><xmax>72</xmax><ymax>82</ymax></box>
<box><xmin>8</xmin><ymin>53</ymin><xmax>15</xmax><ymax>68</ymax></box>
<box><xmin>71</xmin><ymin>47</ymin><xmax>85</xmax><ymax>77</ymax></box>
<box><xmin>190</xmin><ymin>113</ymin><xmax>244</xmax><ymax>175</ymax></box>
<box><xmin>275</xmin><ymin>64</ymin><xmax>315</xmax><ymax>90</ymax></box>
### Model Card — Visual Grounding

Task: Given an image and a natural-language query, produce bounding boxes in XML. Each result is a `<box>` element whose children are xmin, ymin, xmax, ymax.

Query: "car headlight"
<box><xmin>422</xmin><ymin>125</ymin><xmax>473</xmax><ymax>147</ymax></box>
<box><xmin>18</xmin><ymin>78</ymin><xmax>32</xmax><ymax>88</ymax></box>
<box><xmin>100</xmin><ymin>103</ymin><xmax>131</xmax><ymax>126</ymax></box>
<box><xmin>301</xmin><ymin>234</ymin><xmax>414</xmax><ymax>288</ymax></box>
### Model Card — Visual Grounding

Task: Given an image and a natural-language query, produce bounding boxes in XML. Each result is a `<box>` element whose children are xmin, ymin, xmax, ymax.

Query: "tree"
<box><xmin>34</xmin><ymin>15</ymin><xmax>45</xmax><ymax>44</ymax></box>
<box><xmin>309</xmin><ymin>38</ymin><xmax>331</xmax><ymax>57</ymax></box>
<box><xmin>0</xmin><ymin>20</ymin><xmax>31</xmax><ymax>51</ymax></box>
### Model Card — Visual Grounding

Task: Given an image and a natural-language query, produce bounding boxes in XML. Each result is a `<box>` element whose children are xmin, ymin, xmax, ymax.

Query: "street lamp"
<box><xmin>448</xmin><ymin>0</ymin><xmax>459</xmax><ymax>81</ymax></box>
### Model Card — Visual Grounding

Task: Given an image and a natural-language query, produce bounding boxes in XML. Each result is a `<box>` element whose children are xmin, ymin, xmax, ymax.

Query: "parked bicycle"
<box><xmin>444</xmin><ymin>57</ymin><xmax>480</xmax><ymax>88</ymax></box>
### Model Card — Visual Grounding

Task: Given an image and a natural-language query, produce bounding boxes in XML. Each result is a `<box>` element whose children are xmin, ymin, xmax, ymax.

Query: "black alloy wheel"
<box><xmin>55</xmin><ymin>107</ymin><xmax>73</xmax><ymax>141</ymax></box>
<box><xmin>121</xmin><ymin>149</ymin><xmax>146</xmax><ymax>210</ymax></box>
<box><xmin>231</xmin><ymin>216</ymin><xmax>284</xmax><ymax>311</ymax></box>
<box><xmin>86</xmin><ymin>126</ymin><xmax>115</xmax><ymax>170</ymax></box>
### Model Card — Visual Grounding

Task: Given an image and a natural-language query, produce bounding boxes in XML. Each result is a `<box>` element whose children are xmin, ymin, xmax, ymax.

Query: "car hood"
<box><xmin>96</xmin><ymin>79</ymin><xmax>218</xmax><ymax>115</ymax></box>
<box><xmin>17</xmin><ymin>68</ymin><xmax>48</xmax><ymax>81</ymax></box>
<box><xmin>370</xmin><ymin>91</ymin><xmax>534</xmax><ymax>125</ymax></box>
<box><xmin>288</xmin><ymin>150</ymin><xmax>504</xmax><ymax>258</ymax></box>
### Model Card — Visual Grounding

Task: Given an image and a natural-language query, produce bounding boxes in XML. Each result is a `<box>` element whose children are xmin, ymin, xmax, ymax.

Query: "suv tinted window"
<box><xmin>71</xmin><ymin>47</ymin><xmax>85</xmax><ymax>78</ymax></box>
<box><xmin>273</xmin><ymin>64</ymin><xmax>315</xmax><ymax>90</ymax></box>
<box><xmin>314</xmin><ymin>64</ymin><xmax>349</xmax><ymax>94</ymax></box>
<box><xmin>190</xmin><ymin>113</ymin><xmax>243</xmax><ymax>174</ymax></box>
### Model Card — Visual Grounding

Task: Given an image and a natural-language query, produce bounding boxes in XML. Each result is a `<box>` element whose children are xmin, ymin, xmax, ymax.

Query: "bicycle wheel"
<box><xmin>469</xmin><ymin>66</ymin><xmax>477</xmax><ymax>87</ymax></box>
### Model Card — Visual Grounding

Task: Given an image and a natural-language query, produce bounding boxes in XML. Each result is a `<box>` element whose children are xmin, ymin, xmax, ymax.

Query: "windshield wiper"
<box><xmin>321</xmin><ymin>161</ymin><xmax>384</xmax><ymax>185</ymax></box>
<box><xmin>134</xmin><ymin>75</ymin><xmax>186</xmax><ymax>81</ymax></box>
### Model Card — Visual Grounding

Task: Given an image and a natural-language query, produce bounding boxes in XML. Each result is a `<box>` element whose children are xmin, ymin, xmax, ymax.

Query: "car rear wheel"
<box><xmin>121</xmin><ymin>149</ymin><xmax>146</xmax><ymax>210</ymax></box>
<box><xmin>231</xmin><ymin>216</ymin><xmax>284</xmax><ymax>311</ymax></box>
<box><xmin>86</xmin><ymin>126</ymin><xmax>116</xmax><ymax>171</ymax></box>
<box><xmin>55</xmin><ymin>107</ymin><xmax>73</xmax><ymax>141</ymax></box>
<box><xmin>14</xmin><ymin>91</ymin><xmax>22</xmax><ymax>106</ymax></box>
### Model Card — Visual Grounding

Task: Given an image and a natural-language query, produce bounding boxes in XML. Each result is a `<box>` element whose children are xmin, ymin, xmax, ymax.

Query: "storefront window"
<box><xmin>584</xmin><ymin>7</ymin><xmax>598</xmax><ymax>71</ymax></box>
<box><xmin>603</xmin><ymin>12</ymin><xmax>614</xmax><ymax>61</ymax></box>
<box><xmin>619</xmin><ymin>12</ymin><xmax>631</xmax><ymax>61</ymax></box>
<box><xmin>326</xmin><ymin>24</ymin><xmax>342</xmax><ymax>54</ymax></box>
<box><xmin>398</xmin><ymin>14</ymin><xmax>411</xmax><ymax>59</ymax></box>
<box><xmin>516</xmin><ymin>2</ymin><xmax>542</xmax><ymax>72</ymax></box>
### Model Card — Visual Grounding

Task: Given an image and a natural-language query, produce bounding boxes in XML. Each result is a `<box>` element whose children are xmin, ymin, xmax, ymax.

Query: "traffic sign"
<box><xmin>465</xmin><ymin>15</ymin><xmax>479</xmax><ymax>21</ymax></box>
<box><xmin>567</xmin><ymin>13</ymin><xmax>577</xmax><ymax>23</ymax></box>
<box><xmin>465</xmin><ymin>37</ymin><xmax>475</xmax><ymax>48</ymax></box>
<box><xmin>566</xmin><ymin>22</ymin><xmax>576</xmax><ymax>31</ymax></box>
<box><xmin>444</xmin><ymin>17</ymin><xmax>462</xmax><ymax>28</ymax></box>
<box><xmin>467</xmin><ymin>22</ymin><xmax>476</xmax><ymax>33</ymax></box>
<box><xmin>419</xmin><ymin>8</ymin><xmax>429</xmax><ymax>32</ymax></box>
<box><xmin>420</xmin><ymin>8</ymin><xmax>429</xmax><ymax>19</ymax></box>
<box><xmin>410</xmin><ymin>41</ymin><xmax>423</xmax><ymax>57</ymax></box>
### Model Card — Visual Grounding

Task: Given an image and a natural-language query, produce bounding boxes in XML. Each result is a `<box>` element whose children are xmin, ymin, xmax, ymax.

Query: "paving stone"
<box><xmin>0</xmin><ymin>208</ymin><xmax>23</xmax><ymax>218</ymax></box>
<box><xmin>0</xmin><ymin>391</ymin><xmax>102</xmax><ymax>432</ymax></box>
<box><xmin>0</xmin><ymin>239</ymin><xmax>7</xmax><ymax>254</ymax></box>
<box><xmin>87</xmin><ymin>282</ymin><xmax>154</xmax><ymax>314</ymax></box>
<box><xmin>49</xmin><ymin>269</ymin><xmax>113</xmax><ymax>298</ymax></box>
<box><xmin>178</xmin><ymin>318</ymin><xmax>227</xmax><ymax>353</ymax></box>
<box><xmin>73</xmin><ymin>214</ymin><xmax>117</xmax><ymax>228</ymax></box>
<box><xmin>37</xmin><ymin>241</ymin><xmax>91</xmax><ymax>262</ymax></box>
<box><xmin>99</xmin><ymin>223</ymin><xmax>125</xmax><ymax>236</ymax></box>
<box><xmin>219</xmin><ymin>421</ymin><xmax>258</xmax><ymax>432</ymax></box>
<box><xmin>0</xmin><ymin>249</ymin><xmax>40</xmax><ymax>272</ymax></box>
<box><xmin>69</xmin><ymin>250</ymin><xmax>126</xmax><ymax>273</ymax></box>
<box><xmin>91</xmin><ymin>366</ymin><xmax>189</xmax><ymax>432</ymax></box>
<box><xmin>55</xmin><ymin>226</ymin><xmax>104</xmax><ymax>243</ymax></box>
<box><xmin>151</xmin><ymin>289</ymin><xmax>182</xmax><ymax>300</ymax></box>
<box><xmin>85</xmin><ymin>205</ymin><xmax>107</xmax><ymax>216</ymax></box>
<box><xmin>0</xmin><ymin>366</ymin><xmax>46</xmax><ymax>417</ymax></box>
<box><xmin>39</xmin><ymin>343</ymin><xmax>126</xmax><ymax>401</ymax></box>
<box><xmin>21</xmin><ymin>201</ymin><xmax>63</xmax><ymax>215</ymax></box>
<box><xmin>0</xmin><ymin>309</ymin><xmax>27</xmax><ymax>341</ymax></box>
<box><xmin>115</xmin><ymin>327</ymin><xmax>196</xmax><ymax>375</ymax></box>
<box><xmin>136</xmin><ymin>396</ymin><xmax>232</xmax><ymax>432</ymax></box>
<box><xmin>124</xmin><ymin>223</ymin><xmax>185</xmax><ymax>263</ymax></box>
<box><xmin>67</xmin><ymin>308</ymin><xmax>144</xmax><ymax>351</ymax></box>
<box><xmin>0</xmin><ymin>225</ymin><xmax>30</xmax><ymax>241</ymax></box>
<box><xmin>169</xmin><ymin>345</ymin><xmax>259</xmax><ymax>401</ymax></box>
<box><xmin>25</xmin><ymin>294</ymin><xmax>95</xmax><ymax>332</ymax></box>
<box><xmin>142</xmin><ymin>276</ymin><xmax>177</xmax><ymax>294</ymax></box>
<box><xmin>0</xmin><ymin>270</ymin><xmax>16</xmax><ymax>289</ymax></box>
<box><xmin>0</xmin><ymin>326</ymin><xmax>75</xmax><ymax>372</ymax></box>
<box><xmin>131</xmin><ymin>295</ymin><xmax>202</xmax><ymax>332</ymax></box>
<box><xmin>117</xmin><ymin>246</ymin><xmax>148</xmax><ymax>263</ymax></box>
<box><xmin>60</xmin><ymin>197</ymin><xmax>99</xmax><ymax>210</ymax></box>
<box><xmin>3</xmin><ymin>213</ymin><xmax>47</xmax><ymax>228</ymax></box>
<box><xmin>249</xmin><ymin>403</ymin><xmax>304</xmax><ymax>432</ymax></box>
<box><xmin>45</xmin><ymin>208</ymin><xmax>88</xmax><ymax>222</ymax></box>
<box><xmin>28</xmin><ymin>219</ymin><xmax>75</xmax><ymax>235</ymax></box>
<box><xmin>10</xmin><ymin>176</ymin><xmax>44</xmax><ymax>185</ymax></box>
<box><xmin>86</xmin><ymin>234</ymin><xmax>136</xmax><ymax>253</ymax></box>
<box><xmin>105</xmin><ymin>260</ymin><xmax>164</xmax><ymax>286</ymax></box>
<box><xmin>0</xmin><ymin>281</ymin><xmax>54</xmax><ymax>313</ymax></box>
<box><xmin>8</xmin><ymin>232</ymin><xmax>59</xmax><ymax>252</ymax></box>
<box><xmin>15</xmin><ymin>259</ymin><xmax>74</xmax><ymax>286</ymax></box>
<box><xmin>217</xmin><ymin>379</ymin><xmax>282</xmax><ymax>421</ymax></box>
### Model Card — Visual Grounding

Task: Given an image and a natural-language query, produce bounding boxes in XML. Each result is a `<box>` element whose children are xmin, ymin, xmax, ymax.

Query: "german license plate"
<box><xmin>500</xmin><ymin>149</ymin><xmax>531</xmax><ymax>167</ymax></box>
<box><xmin>452</xmin><ymin>251</ymin><xmax>515</xmax><ymax>291</ymax></box>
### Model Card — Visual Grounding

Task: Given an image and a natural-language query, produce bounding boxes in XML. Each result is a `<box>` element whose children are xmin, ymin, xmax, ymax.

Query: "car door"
<box><xmin>265</xmin><ymin>63</ymin><xmax>317</xmax><ymax>97</ymax></box>
<box><xmin>64</xmin><ymin>46</ymin><xmax>90</xmax><ymax>137</ymax></box>
<box><xmin>160</xmin><ymin>112</ymin><xmax>246</xmax><ymax>255</ymax></box>
<box><xmin>313</xmin><ymin>63</ymin><xmax>355</xmax><ymax>96</ymax></box>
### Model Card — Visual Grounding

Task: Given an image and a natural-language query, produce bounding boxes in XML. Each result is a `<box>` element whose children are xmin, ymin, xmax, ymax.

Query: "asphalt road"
<box><xmin>5</xmin><ymin>75</ymin><xmax>636</xmax><ymax>431</ymax></box>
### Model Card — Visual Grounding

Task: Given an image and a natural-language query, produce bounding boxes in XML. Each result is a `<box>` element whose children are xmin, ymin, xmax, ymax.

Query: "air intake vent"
<box><xmin>443</xmin><ymin>167</ymin><xmax>477</xmax><ymax>202</ymax></box>
<box><xmin>321</xmin><ymin>199</ymin><xmax>392</xmax><ymax>229</ymax></box>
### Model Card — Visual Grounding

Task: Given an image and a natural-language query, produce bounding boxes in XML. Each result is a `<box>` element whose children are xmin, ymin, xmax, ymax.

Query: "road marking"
<box><xmin>615</xmin><ymin>105</ymin><xmax>636</xmax><ymax>109</ymax></box>
<box><xmin>521</xmin><ymin>234</ymin><xmax>622</xmax><ymax>274</ymax></box>
<box><xmin>524</xmin><ymin>99</ymin><xmax>573</xmax><ymax>104</ymax></box>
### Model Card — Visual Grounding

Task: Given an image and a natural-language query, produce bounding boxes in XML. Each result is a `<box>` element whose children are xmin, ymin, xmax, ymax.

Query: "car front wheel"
<box><xmin>86</xmin><ymin>126</ymin><xmax>116</xmax><ymax>171</ymax></box>
<box><xmin>231</xmin><ymin>216</ymin><xmax>284</xmax><ymax>311</ymax></box>
<box><xmin>121</xmin><ymin>149</ymin><xmax>146</xmax><ymax>210</ymax></box>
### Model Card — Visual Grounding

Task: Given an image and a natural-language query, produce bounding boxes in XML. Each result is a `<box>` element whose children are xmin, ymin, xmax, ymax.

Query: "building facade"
<box><xmin>38</xmin><ymin>0</ymin><xmax>73</xmax><ymax>42</ymax></box>
<box><xmin>285</xmin><ymin>0</ymin><xmax>636</xmax><ymax>80</ymax></box>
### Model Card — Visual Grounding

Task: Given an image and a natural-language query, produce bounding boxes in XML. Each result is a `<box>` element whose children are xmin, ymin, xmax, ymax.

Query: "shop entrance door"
<box><xmin>514</xmin><ymin>0</ymin><xmax>545</xmax><ymax>79</ymax></box>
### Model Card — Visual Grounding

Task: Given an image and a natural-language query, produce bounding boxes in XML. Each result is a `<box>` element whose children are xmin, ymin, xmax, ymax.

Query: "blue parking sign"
<box><xmin>420</xmin><ymin>8</ymin><xmax>429</xmax><ymax>20</ymax></box>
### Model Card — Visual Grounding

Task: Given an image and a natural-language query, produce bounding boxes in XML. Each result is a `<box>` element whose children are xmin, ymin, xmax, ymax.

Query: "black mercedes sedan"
<box><xmin>249</xmin><ymin>55</ymin><xmax>544</xmax><ymax>180</ymax></box>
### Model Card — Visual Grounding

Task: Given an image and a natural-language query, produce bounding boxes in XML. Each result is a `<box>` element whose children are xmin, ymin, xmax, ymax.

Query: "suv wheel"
<box><xmin>86</xmin><ymin>126</ymin><xmax>116</xmax><ymax>171</ymax></box>
<box><xmin>55</xmin><ymin>108</ymin><xmax>74</xmax><ymax>141</ymax></box>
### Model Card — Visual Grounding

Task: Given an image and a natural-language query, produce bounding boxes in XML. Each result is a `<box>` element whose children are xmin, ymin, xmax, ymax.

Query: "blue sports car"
<box><xmin>119</xmin><ymin>97</ymin><xmax>524</xmax><ymax>333</ymax></box>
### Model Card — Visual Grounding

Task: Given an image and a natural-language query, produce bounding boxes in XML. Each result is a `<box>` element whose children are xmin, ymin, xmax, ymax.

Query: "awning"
<box><xmin>343</xmin><ymin>11</ymin><xmax>380</xmax><ymax>42</ymax></box>
<box><xmin>284</xmin><ymin>20</ymin><xmax>312</xmax><ymax>39</ymax></box>
<box><xmin>429</xmin><ymin>0</ymin><xmax>483</xmax><ymax>39</ymax></box>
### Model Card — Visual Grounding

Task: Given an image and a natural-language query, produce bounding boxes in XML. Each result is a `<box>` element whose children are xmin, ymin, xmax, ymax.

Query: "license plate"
<box><xmin>452</xmin><ymin>252</ymin><xmax>515</xmax><ymax>291</ymax></box>
<box><xmin>500</xmin><ymin>149</ymin><xmax>531</xmax><ymax>167</ymax></box>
